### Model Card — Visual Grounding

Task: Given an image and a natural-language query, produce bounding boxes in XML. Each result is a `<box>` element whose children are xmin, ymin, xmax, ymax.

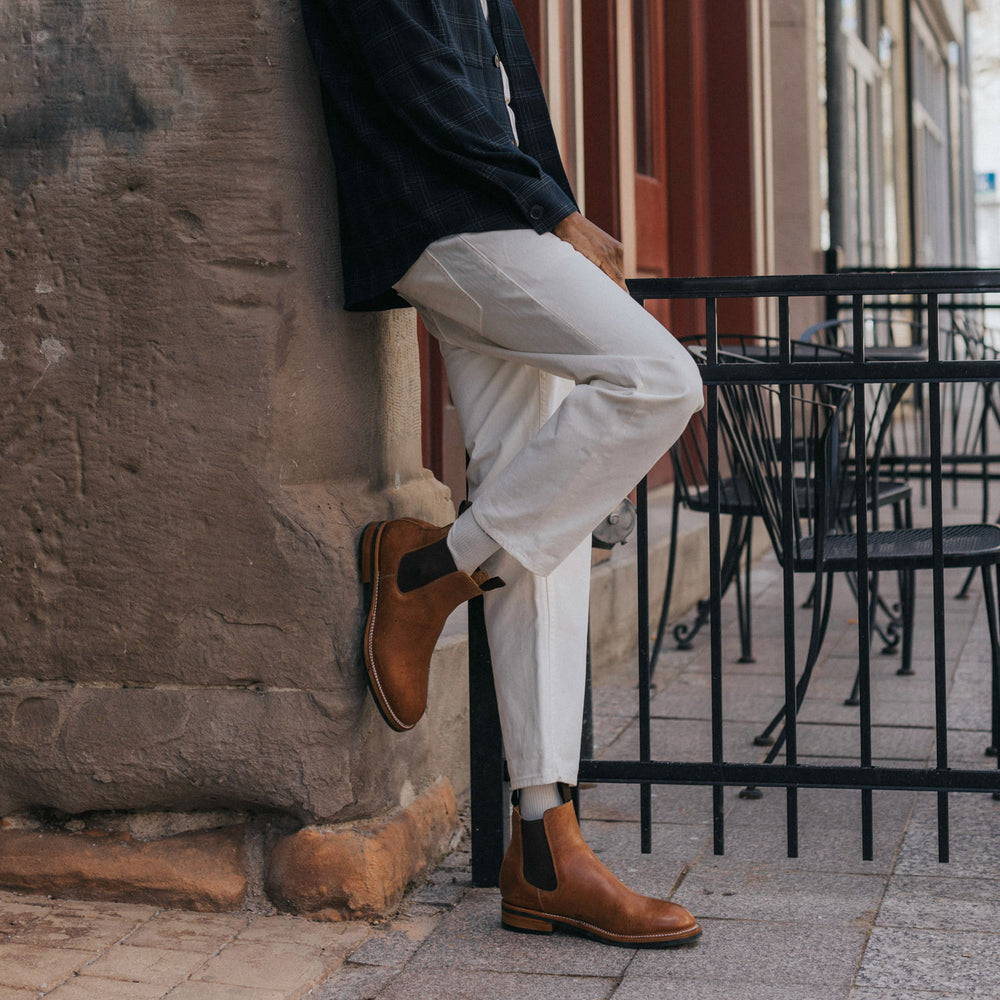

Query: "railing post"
<box><xmin>468</xmin><ymin>595</ymin><xmax>507</xmax><ymax>887</ymax></box>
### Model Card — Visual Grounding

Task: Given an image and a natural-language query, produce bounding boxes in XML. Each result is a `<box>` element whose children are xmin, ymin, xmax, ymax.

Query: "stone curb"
<box><xmin>265</xmin><ymin>776</ymin><xmax>459</xmax><ymax>921</ymax></box>
<box><xmin>0</xmin><ymin>824</ymin><xmax>247</xmax><ymax>910</ymax></box>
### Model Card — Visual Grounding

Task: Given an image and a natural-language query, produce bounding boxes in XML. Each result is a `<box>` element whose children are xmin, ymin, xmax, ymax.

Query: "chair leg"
<box><xmin>983</xmin><ymin>565</ymin><xmax>1000</xmax><ymax>764</ymax></box>
<box><xmin>895</xmin><ymin>496</ymin><xmax>915</xmax><ymax>674</ymax></box>
<box><xmin>752</xmin><ymin>572</ymin><xmax>834</xmax><ymax>749</ymax></box>
<box><xmin>760</xmin><ymin>573</ymin><xmax>835</xmax><ymax>764</ymax></box>
<box><xmin>895</xmin><ymin>568</ymin><xmax>916</xmax><ymax>676</ymax></box>
<box><xmin>649</xmin><ymin>488</ymin><xmax>683</xmax><ymax>681</ymax></box>
<box><xmin>844</xmin><ymin>570</ymin><xmax>878</xmax><ymax>707</ymax></box>
<box><xmin>735</xmin><ymin>519</ymin><xmax>755</xmax><ymax>663</ymax></box>
<box><xmin>672</xmin><ymin>513</ymin><xmax>749</xmax><ymax>654</ymax></box>
<box><xmin>741</xmin><ymin>573</ymin><xmax>836</xmax><ymax>799</ymax></box>
<box><xmin>843</xmin><ymin>568</ymin><xmax>900</xmax><ymax>658</ymax></box>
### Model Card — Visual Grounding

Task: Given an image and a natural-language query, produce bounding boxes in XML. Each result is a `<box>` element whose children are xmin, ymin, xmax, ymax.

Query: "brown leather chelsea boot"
<box><xmin>499</xmin><ymin>798</ymin><xmax>702</xmax><ymax>948</ymax></box>
<box><xmin>359</xmin><ymin>518</ymin><xmax>501</xmax><ymax>731</ymax></box>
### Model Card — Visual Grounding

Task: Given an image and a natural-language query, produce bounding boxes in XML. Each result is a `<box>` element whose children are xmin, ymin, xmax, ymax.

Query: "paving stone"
<box><xmin>591</xmin><ymin>675</ymin><xmax>652</xmax><ymax>723</ymax></box>
<box><xmin>347</xmin><ymin>914</ymin><xmax>442</xmax><ymax>967</ymax></box>
<box><xmin>590</xmin><ymin>715</ymin><xmax>635</xmax><ymax>757</ymax></box>
<box><xmin>0</xmin><ymin>890</ymin><xmax>55</xmax><ymax>908</ymax></box>
<box><xmin>236</xmin><ymin>914</ymin><xmax>370</xmax><ymax>952</ymax></box>
<box><xmin>51</xmin><ymin>899</ymin><xmax>159</xmax><ymax>922</ymax></box>
<box><xmin>355</xmin><ymin>968</ymin><xmax>617</xmax><ymax>1000</ymax></box>
<box><xmin>191</xmin><ymin>940</ymin><xmax>334</xmax><ymax>993</ymax></box>
<box><xmin>307</xmin><ymin>963</ymin><xmax>402</xmax><ymax>1000</ymax></box>
<box><xmin>44</xmin><ymin>975</ymin><xmax>167</xmax><ymax>999</ymax></box>
<box><xmin>894</xmin><ymin>796</ymin><xmax>1000</xmax><ymax>878</ymax></box>
<box><xmin>11</xmin><ymin>911</ymin><xmax>146</xmax><ymax>951</ymax></box>
<box><xmin>0</xmin><ymin>897</ymin><xmax>53</xmax><ymax>938</ymax></box>
<box><xmin>406</xmin><ymin>876</ymin><xmax>468</xmax><ymax>907</ymax></box>
<box><xmin>601</xmin><ymin>717</ymin><xmax>769</xmax><ymax>768</ymax></box>
<box><xmin>790</xmin><ymin>722</ymin><xmax>935</xmax><ymax>761</ymax></box>
<box><xmin>626</xmin><ymin>917</ymin><xmax>866</xmax><ymax>988</ymax></box>
<box><xmin>436</xmin><ymin>848</ymin><xmax>471</xmax><ymax>871</ymax></box>
<box><xmin>123</xmin><ymin>910</ymin><xmax>249</xmax><ymax>951</ymax></box>
<box><xmin>877</xmin><ymin>875</ymin><xmax>1000</xmax><ymax>933</ymax></box>
<box><xmin>856</xmin><ymin>927</ymin><xmax>1000</xmax><ymax>993</ymax></box>
<box><xmin>79</xmin><ymin>944</ymin><xmax>209</xmax><ymax>986</ymax></box>
<box><xmin>613</xmin><ymin>979</ymin><xmax>849</xmax><ymax>1000</ymax></box>
<box><xmin>578</xmin><ymin>819</ymin><xmax>712</xmax><ymax>879</ymax></box>
<box><xmin>167</xmin><ymin>984</ymin><xmax>288</xmax><ymax>1000</ymax></box>
<box><xmin>0</xmin><ymin>943</ymin><xmax>92</xmax><ymax>990</ymax></box>
<box><xmin>940</xmin><ymin>729</ymin><xmax>998</xmax><ymax>768</ymax></box>
<box><xmin>407</xmin><ymin>889</ymin><xmax>631</xmax><ymax>978</ymax></box>
<box><xmin>681</xmin><ymin>864</ymin><xmax>885</xmax><ymax>925</ymax></box>
<box><xmin>849</xmin><ymin>991</ymin><xmax>976</xmax><ymax>999</ymax></box>
<box><xmin>578</xmin><ymin>777</ymin><xmax>719</xmax><ymax>827</ymax></box>
<box><xmin>708</xmin><ymin>785</ymin><xmax>914</xmax><ymax>874</ymax></box>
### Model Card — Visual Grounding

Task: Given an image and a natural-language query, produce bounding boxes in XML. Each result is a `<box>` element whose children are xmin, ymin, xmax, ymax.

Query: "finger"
<box><xmin>602</xmin><ymin>260</ymin><xmax>628</xmax><ymax>291</ymax></box>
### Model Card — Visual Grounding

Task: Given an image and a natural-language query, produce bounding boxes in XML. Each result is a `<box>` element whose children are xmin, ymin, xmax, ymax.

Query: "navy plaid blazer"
<box><xmin>300</xmin><ymin>0</ymin><xmax>578</xmax><ymax>312</ymax></box>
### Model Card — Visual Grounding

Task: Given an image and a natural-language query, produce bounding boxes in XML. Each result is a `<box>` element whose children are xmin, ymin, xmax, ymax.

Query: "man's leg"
<box><xmin>430</xmin><ymin>343</ymin><xmax>591</xmax><ymax>796</ymax></box>
<box><xmin>368</xmin><ymin>229</ymin><xmax>702</xmax><ymax>947</ymax></box>
<box><xmin>365</xmin><ymin>227</ymin><xmax>703</xmax><ymax>737</ymax></box>
<box><xmin>395</xmin><ymin>229</ymin><xmax>704</xmax><ymax>577</ymax></box>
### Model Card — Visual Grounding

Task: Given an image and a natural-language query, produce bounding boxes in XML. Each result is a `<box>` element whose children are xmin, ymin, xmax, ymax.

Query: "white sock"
<box><xmin>447</xmin><ymin>509</ymin><xmax>500</xmax><ymax>576</ymax></box>
<box><xmin>518</xmin><ymin>783</ymin><xmax>564</xmax><ymax>821</ymax></box>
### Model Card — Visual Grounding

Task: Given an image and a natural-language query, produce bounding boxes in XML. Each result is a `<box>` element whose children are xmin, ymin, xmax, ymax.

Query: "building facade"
<box><xmin>423</xmin><ymin>0</ymin><xmax>980</xmax><ymax>496</ymax></box>
<box><xmin>0</xmin><ymin>0</ymin><xmax>981</xmax><ymax>916</ymax></box>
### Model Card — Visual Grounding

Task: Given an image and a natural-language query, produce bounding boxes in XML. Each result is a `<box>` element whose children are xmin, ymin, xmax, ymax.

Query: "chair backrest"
<box><xmin>805</xmin><ymin>312</ymin><xmax>1000</xmax><ymax>518</ymax></box>
<box><xmin>669</xmin><ymin>336</ymin><xmax>789</xmax><ymax>512</ymax></box>
<box><xmin>693</xmin><ymin>347</ymin><xmax>852</xmax><ymax>570</ymax></box>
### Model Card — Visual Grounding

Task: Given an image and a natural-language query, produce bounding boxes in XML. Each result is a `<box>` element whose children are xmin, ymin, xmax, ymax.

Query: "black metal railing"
<box><xmin>468</xmin><ymin>270</ymin><xmax>1000</xmax><ymax>887</ymax></box>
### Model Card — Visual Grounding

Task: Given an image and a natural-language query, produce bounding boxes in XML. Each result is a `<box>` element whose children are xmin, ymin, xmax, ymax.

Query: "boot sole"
<box><xmin>358</xmin><ymin>520</ymin><xmax>413</xmax><ymax>733</ymax></box>
<box><xmin>501</xmin><ymin>902</ymin><xmax>702</xmax><ymax>949</ymax></box>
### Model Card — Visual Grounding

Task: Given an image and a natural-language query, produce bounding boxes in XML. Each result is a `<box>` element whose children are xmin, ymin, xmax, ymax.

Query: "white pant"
<box><xmin>394</xmin><ymin>230</ymin><xmax>702</xmax><ymax>788</ymax></box>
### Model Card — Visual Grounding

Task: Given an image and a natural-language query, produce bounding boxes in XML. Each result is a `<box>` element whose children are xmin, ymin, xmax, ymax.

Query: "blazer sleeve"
<box><xmin>323</xmin><ymin>0</ymin><xmax>578</xmax><ymax>233</ymax></box>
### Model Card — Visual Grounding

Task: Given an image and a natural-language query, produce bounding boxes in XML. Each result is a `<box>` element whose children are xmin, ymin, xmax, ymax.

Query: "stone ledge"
<box><xmin>0</xmin><ymin>825</ymin><xmax>247</xmax><ymax>911</ymax></box>
<box><xmin>265</xmin><ymin>776</ymin><xmax>459</xmax><ymax>921</ymax></box>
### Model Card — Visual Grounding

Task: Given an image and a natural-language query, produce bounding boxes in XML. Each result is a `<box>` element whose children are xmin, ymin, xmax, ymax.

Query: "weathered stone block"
<box><xmin>0</xmin><ymin>825</ymin><xmax>247</xmax><ymax>911</ymax></box>
<box><xmin>266</xmin><ymin>778</ymin><xmax>459</xmax><ymax>921</ymax></box>
<box><xmin>0</xmin><ymin>0</ymin><xmax>456</xmax><ymax>826</ymax></box>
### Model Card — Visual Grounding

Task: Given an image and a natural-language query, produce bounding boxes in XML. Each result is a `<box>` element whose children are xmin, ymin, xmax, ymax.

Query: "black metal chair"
<box><xmin>651</xmin><ymin>337</ymin><xmax>912</xmax><ymax>679</ymax></box>
<box><xmin>806</xmin><ymin>313</ymin><xmax>1000</xmax><ymax>599</ymax></box>
<box><xmin>651</xmin><ymin>387</ymin><xmax>758</xmax><ymax>671</ymax></box>
<box><xmin>708</xmin><ymin>350</ymin><xmax>1000</xmax><ymax>781</ymax></box>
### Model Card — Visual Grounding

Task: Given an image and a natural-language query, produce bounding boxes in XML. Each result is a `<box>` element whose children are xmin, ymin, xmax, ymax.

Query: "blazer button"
<box><xmin>529</xmin><ymin>205</ymin><xmax>544</xmax><ymax>221</ymax></box>
<box><xmin>493</xmin><ymin>52</ymin><xmax>502</xmax><ymax>68</ymax></box>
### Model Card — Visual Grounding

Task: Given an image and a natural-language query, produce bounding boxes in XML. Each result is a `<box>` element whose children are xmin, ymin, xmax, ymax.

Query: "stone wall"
<box><xmin>0</xmin><ymin>0</ymin><xmax>455</xmax><ymax>828</ymax></box>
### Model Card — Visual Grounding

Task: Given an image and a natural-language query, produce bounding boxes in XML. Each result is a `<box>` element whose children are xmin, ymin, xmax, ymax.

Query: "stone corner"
<box><xmin>265</xmin><ymin>775</ymin><xmax>459</xmax><ymax>921</ymax></box>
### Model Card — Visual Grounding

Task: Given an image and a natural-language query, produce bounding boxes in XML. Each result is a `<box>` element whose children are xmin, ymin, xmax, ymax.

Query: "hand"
<box><xmin>552</xmin><ymin>211</ymin><xmax>627</xmax><ymax>291</ymax></box>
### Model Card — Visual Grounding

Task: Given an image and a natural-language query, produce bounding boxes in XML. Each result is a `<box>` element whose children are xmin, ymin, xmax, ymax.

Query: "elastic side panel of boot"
<box><xmin>520</xmin><ymin>818</ymin><xmax>558</xmax><ymax>892</ymax></box>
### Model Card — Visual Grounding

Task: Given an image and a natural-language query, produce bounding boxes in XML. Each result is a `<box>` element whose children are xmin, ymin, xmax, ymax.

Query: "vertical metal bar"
<box><xmin>637</xmin><ymin>476</ymin><xmax>653</xmax><ymax>854</ymax></box>
<box><xmin>902</xmin><ymin>1</ymin><xmax>918</xmax><ymax>268</ymax></box>
<box><xmin>581</xmin><ymin>634</ymin><xmax>594</xmax><ymax>761</ymax></box>
<box><xmin>825</xmin><ymin>0</ymin><xmax>846</xmax><ymax>259</ymax></box>
<box><xmin>706</xmin><ymin>297</ymin><xmax>725</xmax><ymax>854</ymax></box>
<box><xmin>927</xmin><ymin>294</ymin><xmax>950</xmax><ymax>862</ymax></box>
<box><xmin>994</xmin><ymin>565</ymin><xmax>1000</xmax><ymax>769</ymax></box>
<box><xmin>852</xmin><ymin>295</ymin><xmax>874</xmax><ymax>860</ymax></box>
<box><xmin>629</xmin><ymin>287</ymin><xmax>655</xmax><ymax>854</ymax></box>
<box><xmin>468</xmin><ymin>594</ymin><xmax>507</xmax><ymax>887</ymax></box>
<box><xmin>779</xmin><ymin>296</ymin><xmax>798</xmax><ymax>856</ymax></box>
